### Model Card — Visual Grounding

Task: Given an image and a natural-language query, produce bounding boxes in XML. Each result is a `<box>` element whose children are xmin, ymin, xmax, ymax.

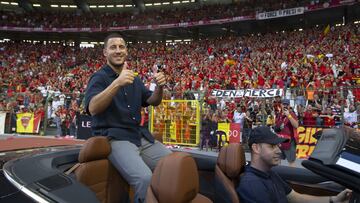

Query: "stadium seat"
<box><xmin>146</xmin><ymin>152</ymin><xmax>212</xmax><ymax>203</ymax></box>
<box><xmin>74</xmin><ymin>136</ymin><xmax>131</xmax><ymax>203</ymax></box>
<box><xmin>214</xmin><ymin>143</ymin><xmax>246</xmax><ymax>203</ymax></box>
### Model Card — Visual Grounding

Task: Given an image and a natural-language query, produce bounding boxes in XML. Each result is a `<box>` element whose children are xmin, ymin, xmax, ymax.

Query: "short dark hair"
<box><xmin>104</xmin><ymin>33</ymin><xmax>124</xmax><ymax>48</ymax></box>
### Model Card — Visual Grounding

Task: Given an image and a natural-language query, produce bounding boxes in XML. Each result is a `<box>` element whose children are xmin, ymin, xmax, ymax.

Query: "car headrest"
<box><xmin>217</xmin><ymin>143</ymin><xmax>246</xmax><ymax>179</ymax></box>
<box><xmin>150</xmin><ymin>152</ymin><xmax>199</xmax><ymax>203</ymax></box>
<box><xmin>79</xmin><ymin>136</ymin><xmax>111</xmax><ymax>163</ymax></box>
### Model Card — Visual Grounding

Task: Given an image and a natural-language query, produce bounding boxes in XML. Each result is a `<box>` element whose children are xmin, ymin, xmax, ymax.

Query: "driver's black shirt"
<box><xmin>236</xmin><ymin>166</ymin><xmax>292</xmax><ymax>203</ymax></box>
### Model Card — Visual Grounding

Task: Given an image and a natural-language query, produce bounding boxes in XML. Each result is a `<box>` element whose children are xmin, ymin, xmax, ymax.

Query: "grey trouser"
<box><xmin>108</xmin><ymin>138</ymin><xmax>172</xmax><ymax>203</ymax></box>
<box><xmin>282</xmin><ymin>138</ymin><xmax>297</xmax><ymax>163</ymax></box>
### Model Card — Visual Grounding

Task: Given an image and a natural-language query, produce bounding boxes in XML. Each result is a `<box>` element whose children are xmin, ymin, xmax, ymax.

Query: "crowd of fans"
<box><xmin>196</xmin><ymin>24</ymin><xmax>360</xmax><ymax>129</ymax></box>
<box><xmin>0</xmin><ymin>0</ymin><xmax>340</xmax><ymax>28</ymax></box>
<box><xmin>0</xmin><ymin>21</ymin><xmax>359</xmax><ymax>136</ymax></box>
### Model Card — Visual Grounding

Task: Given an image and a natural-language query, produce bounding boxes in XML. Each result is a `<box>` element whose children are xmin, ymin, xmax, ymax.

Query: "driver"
<box><xmin>236</xmin><ymin>126</ymin><xmax>352</xmax><ymax>203</ymax></box>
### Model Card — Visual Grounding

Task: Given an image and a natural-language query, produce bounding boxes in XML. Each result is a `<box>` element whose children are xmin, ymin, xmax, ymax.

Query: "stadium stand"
<box><xmin>0</xmin><ymin>0</ymin><xmax>359</xmax><ymax>137</ymax></box>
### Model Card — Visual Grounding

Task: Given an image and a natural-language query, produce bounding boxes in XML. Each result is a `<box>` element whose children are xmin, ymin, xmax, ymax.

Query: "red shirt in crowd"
<box><xmin>303</xmin><ymin>111</ymin><xmax>316</xmax><ymax>126</ymax></box>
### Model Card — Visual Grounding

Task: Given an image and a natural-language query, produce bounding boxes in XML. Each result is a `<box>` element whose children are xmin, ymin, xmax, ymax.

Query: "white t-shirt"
<box><xmin>219</xmin><ymin>99</ymin><xmax>226</xmax><ymax>110</ymax></box>
<box><xmin>233</xmin><ymin>111</ymin><xmax>245</xmax><ymax>128</ymax></box>
<box><xmin>344</xmin><ymin>111</ymin><xmax>357</xmax><ymax>124</ymax></box>
<box><xmin>281</xmin><ymin>61</ymin><xmax>287</xmax><ymax>70</ymax></box>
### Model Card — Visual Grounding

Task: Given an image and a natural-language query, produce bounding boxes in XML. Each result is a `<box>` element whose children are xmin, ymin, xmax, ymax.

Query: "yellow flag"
<box><xmin>324</xmin><ymin>25</ymin><xmax>330</xmax><ymax>36</ymax></box>
<box><xmin>17</xmin><ymin>113</ymin><xmax>34</xmax><ymax>133</ymax></box>
<box><xmin>218</xmin><ymin>123</ymin><xmax>230</xmax><ymax>141</ymax></box>
<box><xmin>169</xmin><ymin>121</ymin><xmax>177</xmax><ymax>140</ymax></box>
<box><xmin>224</xmin><ymin>59</ymin><xmax>236</xmax><ymax>66</ymax></box>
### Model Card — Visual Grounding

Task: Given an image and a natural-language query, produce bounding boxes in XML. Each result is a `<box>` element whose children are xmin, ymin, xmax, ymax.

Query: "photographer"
<box><xmin>274</xmin><ymin>99</ymin><xmax>299</xmax><ymax>167</ymax></box>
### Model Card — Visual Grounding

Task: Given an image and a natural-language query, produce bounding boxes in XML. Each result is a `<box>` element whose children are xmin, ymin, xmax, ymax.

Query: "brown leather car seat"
<box><xmin>214</xmin><ymin>143</ymin><xmax>246</xmax><ymax>203</ymax></box>
<box><xmin>74</xmin><ymin>136</ymin><xmax>130</xmax><ymax>203</ymax></box>
<box><xmin>146</xmin><ymin>152</ymin><xmax>212</xmax><ymax>203</ymax></box>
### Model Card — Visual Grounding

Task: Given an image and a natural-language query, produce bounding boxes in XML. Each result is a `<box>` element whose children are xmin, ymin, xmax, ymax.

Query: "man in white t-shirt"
<box><xmin>233</xmin><ymin>105</ymin><xmax>245</xmax><ymax>129</ymax></box>
<box><xmin>344</xmin><ymin>105</ymin><xmax>357</xmax><ymax>128</ymax></box>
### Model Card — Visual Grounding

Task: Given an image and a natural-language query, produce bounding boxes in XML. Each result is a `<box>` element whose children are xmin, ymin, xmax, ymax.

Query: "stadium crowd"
<box><xmin>0</xmin><ymin>22</ymin><xmax>359</xmax><ymax>136</ymax></box>
<box><xmin>0</xmin><ymin>0</ymin><xmax>339</xmax><ymax>28</ymax></box>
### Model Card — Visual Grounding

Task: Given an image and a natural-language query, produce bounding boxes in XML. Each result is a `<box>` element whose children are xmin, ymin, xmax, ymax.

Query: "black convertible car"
<box><xmin>2</xmin><ymin>127</ymin><xmax>360</xmax><ymax>203</ymax></box>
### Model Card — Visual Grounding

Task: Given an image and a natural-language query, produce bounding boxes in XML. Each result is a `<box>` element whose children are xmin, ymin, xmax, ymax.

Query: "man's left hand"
<box><xmin>154</xmin><ymin>72</ymin><xmax>166</xmax><ymax>87</ymax></box>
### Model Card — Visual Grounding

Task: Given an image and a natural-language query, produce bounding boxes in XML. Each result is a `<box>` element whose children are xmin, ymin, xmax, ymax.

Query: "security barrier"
<box><xmin>149</xmin><ymin>100</ymin><xmax>200</xmax><ymax>146</ymax></box>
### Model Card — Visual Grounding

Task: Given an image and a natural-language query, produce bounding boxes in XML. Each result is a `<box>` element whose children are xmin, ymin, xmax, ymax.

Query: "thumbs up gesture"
<box><xmin>114</xmin><ymin>62</ymin><xmax>135</xmax><ymax>87</ymax></box>
<box><xmin>153</xmin><ymin>72</ymin><xmax>166</xmax><ymax>88</ymax></box>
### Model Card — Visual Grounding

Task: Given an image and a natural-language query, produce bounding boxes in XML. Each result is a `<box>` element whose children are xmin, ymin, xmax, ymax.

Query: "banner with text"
<box><xmin>0</xmin><ymin>15</ymin><xmax>254</xmax><ymax>33</ymax></box>
<box><xmin>257</xmin><ymin>7</ymin><xmax>304</xmax><ymax>20</ymax></box>
<box><xmin>16</xmin><ymin>113</ymin><xmax>41</xmax><ymax>133</ymax></box>
<box><xmin>0</xmin><ymin>112</ymin><xmax>6</xmax><ymax>134</ymax></box>
<box><xmin>217</xmin><ymin>123</ymin><xmax>241</xmax><ymax>143</ymax></box>
<box><xmin>211</xmin><ymin>89</ymin><xmax>283</xmax><ymax>98</ymax></box>
<box><xmin>77</xmin><ymin>115</ymin><xmax>92</xmax><ymax>140</ymax></box>
<box><xmin>296</xmin><ymin>126</ymin><xmax>321</xmax><ymax>159</ymax></box>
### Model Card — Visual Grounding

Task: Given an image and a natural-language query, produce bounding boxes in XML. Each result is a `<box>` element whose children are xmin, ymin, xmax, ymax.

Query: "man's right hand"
<box><xmin>332</xmin><ymin>189</ymin><xmax>352</xmax><ymax>203</ymax></box>
<box><xmin>114</xmin><ymin>63</ymin><xmax>135</xmax><ymax>87</ymax></box>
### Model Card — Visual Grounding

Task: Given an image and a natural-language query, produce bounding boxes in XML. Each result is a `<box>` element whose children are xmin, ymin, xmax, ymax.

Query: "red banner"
<box><xmin>0</xmin><ymin>16</ymin><xmax>255</xmax><ymax>33</ymax></box>
<box><xmin>229</xmin><ymin>123</ymin><xmax>241</xmax><ymax>143</ymax></box>
<box><xmin>217</xmin><ymin>123</ymin><xmax>241</xmax><ymax>144</ymax></box>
